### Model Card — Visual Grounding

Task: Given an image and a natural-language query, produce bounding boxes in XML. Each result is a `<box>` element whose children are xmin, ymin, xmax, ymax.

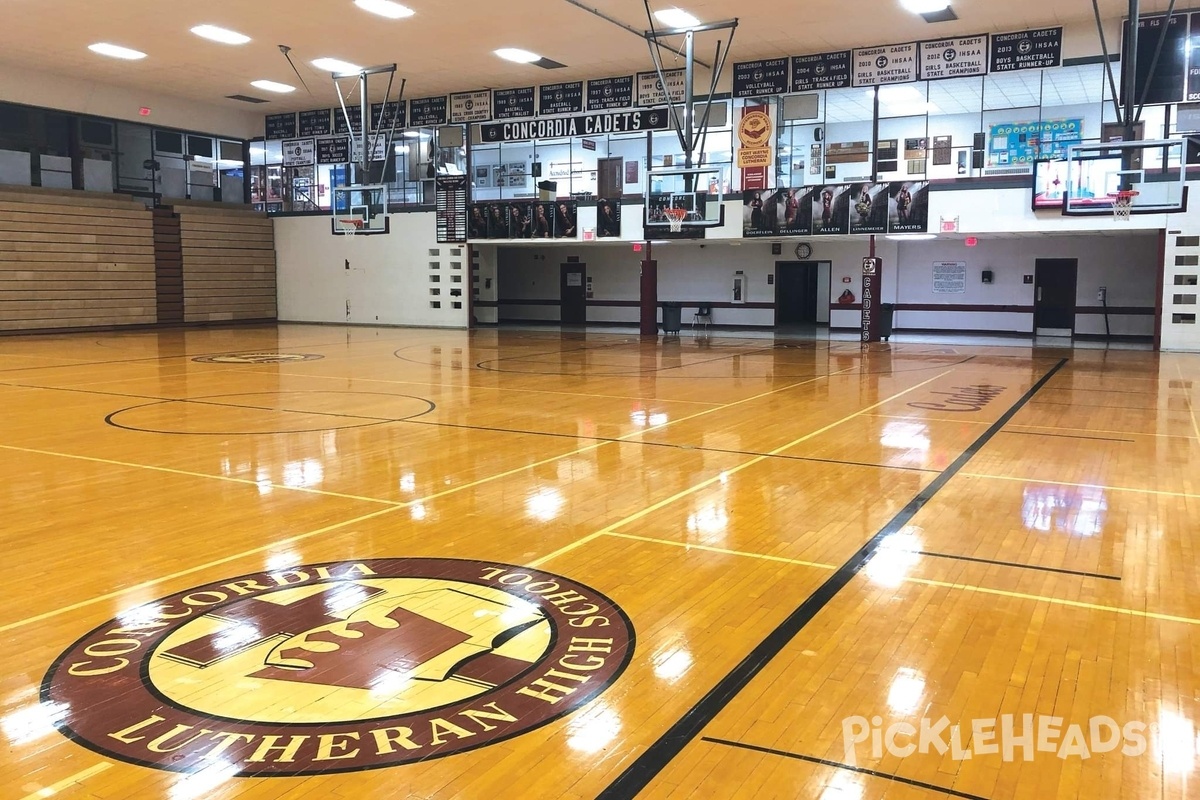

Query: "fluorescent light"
<box><xmin>88</xmin><ymin>43</ymin><xmax>146</xmax><ymax>60</ymax></box>
<box><xmin>887</xmin><ymin>233</ymin><xmax>937</xmax><ymax>240</ymax></box>
<box><xmin>190</xmin><ymin>25</ymin><xmax>250</xmax><ymax>45</ymax></box>
<box><xmin>654</xmin><ymin>7</ymin><xmax>700</xmax><ymax>27</ymax></box>
<box><xmin>251</xmin><ymin>80</ymin><xmax>295</xmax><ymax>93</ymax></box>
<box><xmin>495</xmin><ymin>48</ymin><xmax>541</xmax><ymax>64</ymax></box>
<box><xmin>312</xmin><ymin>57</ymin><xmax>362</xmax><ymax>73</ymax></box>
<box><xmin>354</xmin><ymin>0</ymin><xmax>415</xmax><ymax>18</ymax></box>
<box><xmin>900</xmin><ymin>0</ymin><xmax>950</xmax><ymax>12</ymax></box>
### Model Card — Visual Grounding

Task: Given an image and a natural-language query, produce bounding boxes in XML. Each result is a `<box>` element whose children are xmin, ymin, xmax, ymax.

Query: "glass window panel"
<box><xmin>983</xmin><ymin>71</ymin><xmax>1042</xmax><ymax>111</ymax></box>
<box><xmin>824</xmin><ymin>86</ymin><xmax>874</xmax><ymax>183</ymax></box>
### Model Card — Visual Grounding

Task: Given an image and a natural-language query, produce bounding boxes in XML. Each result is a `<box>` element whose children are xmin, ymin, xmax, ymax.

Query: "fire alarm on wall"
<box><xmin>138</xmin><ymin>107</ymin><xmax>151</xmax><ymax>116</ymax></box>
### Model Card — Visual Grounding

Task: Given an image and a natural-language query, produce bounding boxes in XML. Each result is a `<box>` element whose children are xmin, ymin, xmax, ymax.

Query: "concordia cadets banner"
<box><xmin>853</xmin><ymin>44</ymin><xmax>918</xmax><ymax>86</ymax></box>
<box><xmin>450</xmin><ymin>90</ymin><xmax>492</xmax><ymax>124</ymax></box>
<box><xmin>920</xmin><ymin>35</ymin><xmax>988</xmax><ymax>79</ymax></box>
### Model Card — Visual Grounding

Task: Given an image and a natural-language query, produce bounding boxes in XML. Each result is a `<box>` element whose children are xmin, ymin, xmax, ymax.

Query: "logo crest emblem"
<box><xmin>44</xmin><ymin>559</ymin><xmax>634</xmax><ymax>776</ymax></box>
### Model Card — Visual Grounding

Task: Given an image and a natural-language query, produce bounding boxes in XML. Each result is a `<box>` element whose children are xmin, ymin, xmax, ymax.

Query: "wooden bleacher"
<box><xmin>176</xmin><ymin>204</ymin><xmax>277</xmax><ymax>324</ymax></box>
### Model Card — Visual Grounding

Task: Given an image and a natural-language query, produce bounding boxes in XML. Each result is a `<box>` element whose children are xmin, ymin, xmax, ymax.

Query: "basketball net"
<box><xmin>337</xmin><ymin>218</ymin><xmax>364</xmax><ymax>236</ymax></box>
<box><xmin>1111</xmin><ymin>190</ymin><xmax>1138</xmax><ymax>222</ymax></box>
<box><xmin>665</xmin><ymin>207</ymin><xmax>687</xmax><ymax>233</ymax></box>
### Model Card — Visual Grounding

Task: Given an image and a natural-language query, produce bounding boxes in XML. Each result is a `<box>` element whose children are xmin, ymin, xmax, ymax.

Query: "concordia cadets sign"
<box><xmin>44</xmin><ymin>558</ymin><xmax>635</xmax><ymax>777</ymax></box>
<box><xmin>920</xmin><ymin>35</ymin><xmax>988</xmax><ymax>79</ymax></box>
<box><xmin>853</xmin><ymin>43</ymin><xmax>918</xmax><ymax>86</ymax></box>
<box><xmin>480</xmin><ymin>110</ymin><xmax>671</xmax><ymax>142</ymax></box>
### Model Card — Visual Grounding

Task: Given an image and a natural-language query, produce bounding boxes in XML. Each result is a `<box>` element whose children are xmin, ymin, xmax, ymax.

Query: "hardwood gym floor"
<box><xmin>2</xmin><ymin>324</ymin><xmax>1198</xmax><ymax>799</ymax></box>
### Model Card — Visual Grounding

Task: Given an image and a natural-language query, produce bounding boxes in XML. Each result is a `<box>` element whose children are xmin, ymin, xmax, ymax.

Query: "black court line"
<box><xmin>700</xmin><ymin>738</ymin><xmax>989</xmax><ymax>800</ymax></box>
<box><xmin>914</xmin><ymin>550</ymin><xmax>1120</xmax><ymax>581</ymax></box>
<box><xmin>998</xmin><ymin>429</ymin><xmax>1135</xmax><ymax>444</ymax></box>
<box><xmin>402</xmin><ymin>418</ymin><xmax>940</xmax><ymax>474</ymax></box>
<box><xmin>595</xmin><ymin>357</ymin><xmax>1069</xmax><ymax>800</ymax></box>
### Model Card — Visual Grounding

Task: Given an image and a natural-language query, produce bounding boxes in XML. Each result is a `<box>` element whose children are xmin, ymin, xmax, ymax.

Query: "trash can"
<box><xmin>880</xmin><ymin>303</ymin><xmax>895</xmax><ymax>341</ymax></box>
<box><xmin>661</xmin><ymin>302</ymin><xmax>682</xmax><ymax>334</ymax></box>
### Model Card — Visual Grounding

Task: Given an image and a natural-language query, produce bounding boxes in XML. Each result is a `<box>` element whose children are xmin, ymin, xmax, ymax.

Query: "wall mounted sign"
<box><xmin>493</xmin><ymin>87</ymin><xmax>536</xmax><ymax>120</ymax></box>
<box><xmin>539</xmin><ymin>82</ymin><xmax>584</xmax><ymax>116</ymax></box>
<box><xmin>281</xmin><ymin>139</ymin><xmax>315</xmax><ymax>167</ymax></box>
<box><xmin>297</xmin><ymin>109</ymin><xmax>332</xmax><ymax>138</ymax></box>
<box><xmin>791</xmin><ymin>51</ymin><xmax>852</xmax><ymax>92</ymax></box>
<box><xmin>479</xmin><ymin>110</ymin><xmax>671</xmax><ymax>142</ymax></box>
<box><xmin>370</xmin><ymin>101</ymin><xmax>405</xmax><ymax>130</ymax></box>
<box><xmin>989</xmin><ymin>27</ymin><xmax>1063</xmax><ymax>72</ymax></box>
<box><xmin>333</xmin><ymin>106</ymin><xmax>363</xmax><ymax>135</ymax></box>
<box><xmin>265</xmin><ymin>113</ymin><xmax>297</xmax><ymax>140</ymax></box>
<box><xmin>451</xmin><ymin>90</ymin><xmax>493</xmax><ymax>124</ymax></box>
<box><xmin>920</xmin><ymin>35</ymin><xmax>988</xmax><ymax>80</ymax></box>
<box><xmin>587</xmin><ymin>76</ymin><xmax>634</xmax><ymax>110</ymax></box>
<box><xmin>733</xmin><ymin>58</ymin><xmax>790</xmax><ymax>97</ymax></box>
<box><xmin>853</xmin><ymin>43</ymin><xmax>918</xmax><ymax>86</ymax></box>
<box><xmin>637</xmin><ymin>69</ymin><xmax>686</xmax><ymax>106</ymax></box>
<box><xmin>316</xmin><ymin>136</ymin><xmax>351</xmax><ymax>164</ymax></box>
<box><xmin>409</xmin><ymin>96</ymin><xmax>448</xmax><ymax>127</ymax></box>
<box><xmin>933</xmin><ymin>261</ymin><xmax>967</xmax><ymax>293</ymax></box>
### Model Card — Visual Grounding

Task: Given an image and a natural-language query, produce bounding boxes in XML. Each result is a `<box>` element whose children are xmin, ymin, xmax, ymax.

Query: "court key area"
<box><xmin>0</xmin><ymin>324</ymin><xmax>1196</xmax><ymax>799</ymax></box>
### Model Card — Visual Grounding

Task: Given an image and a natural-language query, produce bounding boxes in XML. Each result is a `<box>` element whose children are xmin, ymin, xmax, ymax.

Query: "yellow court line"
<box><xmin>533</xmin><ymin>371</ymin><xmax>951</xmax><ymax>566</ymax></box>
<box><xmin>19</xmin><ymin>762</ymin><xmax>112</xmax><ymax>800</ymax></box>
<box><xmin>903</xmin><ymin>577</ymin><xmax>1200</xmax><ymax>626</ymax></box>
<box><xmin>1177</xmin><ymin>364</ymin><xmax>1200</xmax><ymax>443</ymax></box>
<box><xmin>1</xmin><ymin>364</ymin><xmax>851</xmax><ymax>633</ymax></box>
<box><xmin>0</xmin><ymin>505</ymin><xmax>404</xmax><ymax>635</ymax></box>
<box><xmin>603</xmin><ymin>531</ymin><xmax>837</xmax><ymax>570</ymax></box>
<box><xmin>959</xmin><ymin>472</ymin><xmax>1200</xmax><ymax>500</ymax></box>
<box><xmin>0</xmin><ymin>444</ymin><xmax>403</xmax><ymax>507</ymax></box>
<box><xmin>865</xmin><ymin>412</ymin><xmax>992</xmax><ymax>426</ymax></box>
<box><xmin>1006</xmin><ymin>423</ymin><xmax>1197</xmax><ymax>441</ymax></box>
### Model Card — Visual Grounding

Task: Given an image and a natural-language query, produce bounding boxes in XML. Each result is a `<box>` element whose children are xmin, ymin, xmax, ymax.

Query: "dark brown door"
<box><xmin>561</xmin><ymin>263</ymin><xmax>587</xmax><ymax>325</ymax></box>
<box><xmin>597</xmin><ymin>158</ymin><xmax>622</xmax><ymax>198</ymax></box>
<box><xmin>775</xmin><ymin>261</ymin><xmax>819</xmax><ymax>325</ymax></box>
<box><xmin>1034</xmin><ymin>258</ymin><xmax>1078</xmax><ymax>332</ymax></box>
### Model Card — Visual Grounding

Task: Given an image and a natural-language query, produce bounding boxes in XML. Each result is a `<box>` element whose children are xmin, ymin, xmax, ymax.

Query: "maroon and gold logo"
<box><xmin>43</xmin><ymin>559</ymin><xmax>634</xmax><ymax>776</ymax></box>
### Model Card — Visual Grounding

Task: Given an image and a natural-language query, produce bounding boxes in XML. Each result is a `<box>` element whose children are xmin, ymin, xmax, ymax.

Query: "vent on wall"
<box><xmin>226</xmin><ymin>94</ymin><xmax>269</xmax><ymax>104</ymax></box>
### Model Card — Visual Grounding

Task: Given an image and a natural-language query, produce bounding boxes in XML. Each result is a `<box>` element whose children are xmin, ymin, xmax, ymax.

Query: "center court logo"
<box><xmin>43</xmin><ymin>558</ymin><xmax>634</xmax><ymax>776</ymax></box>
<box><xmin>193</xmin><ymin>353</ymin><xmax>324</xmax><ymax>364</ymax></box>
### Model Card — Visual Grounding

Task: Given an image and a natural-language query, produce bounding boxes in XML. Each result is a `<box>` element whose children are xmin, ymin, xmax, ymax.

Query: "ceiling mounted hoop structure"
<box><xmin>641</xmin><ymin>3</ymin><xmax>738</xmax><ymax>189</ymax></box>
<box><xmin>329</xmin><ymin>63</ymin><xmax>405</xmax><ymax>182</ymax></box>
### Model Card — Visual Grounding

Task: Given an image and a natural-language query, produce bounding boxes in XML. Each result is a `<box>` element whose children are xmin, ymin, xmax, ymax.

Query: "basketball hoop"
<box><xmin>1110</xmin><ymin>189</ymin><xmax>1139</xmax><ymax>222</ymax></box>
<box><xmin>664</xmin><ymin>207</ymin><xmax>687</xmax><ymax>234</ymax></box>
<box><xmin>336</xmin><ymin>218</ymin><xmax>364</xmax><ymax>236</ymax></box>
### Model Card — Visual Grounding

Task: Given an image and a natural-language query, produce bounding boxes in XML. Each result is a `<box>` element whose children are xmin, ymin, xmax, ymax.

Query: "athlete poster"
<box><xmin>888</xmin><ymin>182</ymin><xmax>929</xmax><ymax>232</ymax></box>
<box><xmin>596</xmin><ymin>198</ymin><xmax>622</xmax><ymax>237</ymax></box>
<box><xmin>553</xmin><ymin>201</ymin><xmax>578</xmax><ymax>239</ymax></box>
<box><xmin>467</xmin><ymin>204</ymin><xmax>488</xmax><ymax>239</ymax></box>
<box><xmin>848</xmin><ymin>182</ymin><xmax>888</xmax><ymax>234</ymax></box>
<box><xmin>812</xmin><ymin>185</ymin><xmax>850</xmax><ymax>234</ymax></box>
<box><xmin>741</xmin><ymin>188</ymin><xmax>811</xmax><ymax>237</ymax></box>
<box><xmin>485</xmin><ymin>203</ymin><xmax>507</xmax><ymax>239</ymax></box>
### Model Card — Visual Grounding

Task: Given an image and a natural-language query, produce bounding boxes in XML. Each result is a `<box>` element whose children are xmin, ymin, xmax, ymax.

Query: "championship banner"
<box><xmin>733</xmin><ymin>58</ymin><xmax>789</xmax><ymax>97</ymax></box>
<box><xmin>450</xmin><ymin>90</ymin><xmax>492</xmax><ymax>124</ymax></box>
<box><xmin>316</xmin><ymin>136</ymin><xmax>351</xmax><ymax>165</ymax></box>
<box><xmin>637</xmin><ymin>69</ymin><xmax>686</xmax><ymax>106</ymax></box>
<box><xmin>409</xmin><ymin>96</ymin><xmax>448</xmax><ymax>127</ymax></box>
<box><xmin>587</xmin><ymin>76</ymin><xmax>634</xmax><ymax>110</ymax></box>
<box><xmin>989</xmin><ymin>27</ymin><xmax>1062</xmax><ymax>72</ymax></box>
<box><xmin>493</xmin><ymin>87</ymin><xmax>536</xmax><ymax>120</ymax></box>
<box><xmin>281</xmin><ymin>139</ymin><xmax>315</xmax><ymax>167</ymax></box>
<box><xmin>791</xmin><ymin>51</ymin><xmax>851</xmax><ymax>92</ymax></box>
<box><xmin>298</xmin><ymin>109</ymin><xmax>332</xmax><ymax>138</ymax></box>
<box><xmin>266</xmin><ymin>113</ymin><xmax>297</xmax><ymax>140</ymax></box>
<box><xmin>852</xmin><ymin>43</ymin><xmax>918</xmax><ymax>86</ymax></box>
<box><xmin>920</xmin><ymin>35</ymin><xmax>988</xmax><ymax>80</ymax></box>
<box><xmin>539</xmin><ymin>82</ymin><xmax>584</xmax><ymax>116</ymax></box>
<box><xmin>370</xmin><ymin>101</ymin><xmax>405</xmax><ymax>130</ymax></box>
<box><xmin>479</xmin><ymin>110</ymin><xmax>670</xmax><ymax>142</ymax></box>
<box><xmin>334</xmin><ymin>106</ymin><xmax>363</xmax><ymax>135</ymax></box>
<box><xmin>737</xmin><ymin>104</ymin><xmax>772</xmax><ymax>190</ymax></box>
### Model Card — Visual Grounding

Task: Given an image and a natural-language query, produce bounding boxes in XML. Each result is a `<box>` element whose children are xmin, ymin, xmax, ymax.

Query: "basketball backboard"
<box><xmin>1058</xmin><ymin>139</ymin><xmax>1187</xmax><ymax>216</ymax></box>
<box><xmin>331</xmin><ymin>184</ymin><xmax>390</xmax><ymax>235</ymax></box>
<box><xmin>644</xmin><ymin>165</ymin><xmax>726</xmax><ymax>233</ymax></box>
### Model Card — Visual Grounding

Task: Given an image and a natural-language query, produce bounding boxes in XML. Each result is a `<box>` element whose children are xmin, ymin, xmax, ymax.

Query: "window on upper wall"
<box><xmin>823</xmin><ymin>86</ymin><xmax>874</xmax><ymax>184</ymax></box>
<box><xmin>878</xmin><ymin>83</ymin><xmax>930</xmax><ymax>183</ymax></box>
<box><xmin>926</xmin><ymin>77</ymin><xmax>983</xmax><ymax>179</ymax></box>
<box><xmin>776</xmin><ymin>92</ymin><xmax>824</xmax><ymax>188</ymax></box>
<box><xmin>982</xmin><ymin>70</ymin><xmax>1045</xmax><ymax>172</ymax></box>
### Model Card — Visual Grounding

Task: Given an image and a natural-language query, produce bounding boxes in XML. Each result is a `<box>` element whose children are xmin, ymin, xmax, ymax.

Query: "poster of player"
<box><xmin>467</xmin><ymin>204</ymin><xmax>488</xmax><ymax>239</ymax></box>
<box><xmin>596</xmin><ymin>198</ymin><xmax>622</xmax><ymax>238</ymax></box>
<box><xmin>554</xmin><ymin>201</ymin><xmax>578</xmax><ymax>238</ymax></box>
<box><xmin>888</xmin><ymin>182</ymin><xmax>929</xmax><ymax>233</ymax></box>
<box><xmin>507</xmin><ymin>203</ymin><xmax>531</xmax><ymax>239</ymax></box>
<box><xmin>848</xmin><ymin>182</ymin><xmax>888</xmax><ymax>235</ymax></box>
<box><xmin>811</xmin><ymin>185</ymin><xmax>849</xmax><ymax>235</ymax></box>
<box><xmin>529</xmin><ymin>202</ymin><xmax>554</xmax><ymax>238</ymax></box>
<box><xmin>742</xmin><ymin>188</ymin><xmax>808</xmax><ymax>237</ymax></box>
<box><xmin>486</xmin><ymin>203</ymin><xmax>507</xmax><ymax>239</ymax></box>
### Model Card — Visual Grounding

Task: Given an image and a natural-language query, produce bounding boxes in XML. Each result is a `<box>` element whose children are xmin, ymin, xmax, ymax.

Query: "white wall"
<box><xmin>0</xmin><ymin>64</ymin><xmax>261</xmax><ymax>139</ymax></box>
<box><xmin>276</xmin><ymin>212</ymin><xmax>470</xmax><ymax>328</ymax></box>
<box><xmin>473</xmin><ymin>245</ymin><xmax>499</xmax><ymax>324</ymax></box>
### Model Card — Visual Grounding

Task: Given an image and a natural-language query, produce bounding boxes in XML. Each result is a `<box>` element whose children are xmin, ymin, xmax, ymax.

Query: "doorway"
<box><xmin>1034</xmin><ymin>258</ymin><xmax>1078</xmax><ymax>336</ymax></box>
<box><xmin>597</xmin><ymin>157</ymin><xmax>622</xmax><ymax>199</ymax></box>
<box><xmin>560</xmin><ymin>263</ymin><xmax>587</xmax><ymax>325</ymax></box>
<box><xmin>775</xmin><ymin>261</ymin><xmax>821</xmax><ymax>325</ymax></box>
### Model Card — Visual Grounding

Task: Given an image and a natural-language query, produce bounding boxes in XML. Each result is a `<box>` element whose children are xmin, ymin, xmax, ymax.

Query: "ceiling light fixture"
<box><xmin>354</xmin><ymin>0</ymin><xmax>415</xmax><ymax>18</ymax></box>
<box><xmin>88</xmin><ymin>43</ymin><xmax>147</xmax><ymax>60</ymax></box>
<box><xmin>654</xmin><ymin>7</ymin><xmax>701</xmax><ymax>27</ymax></box>
<box><xmin>311</xmin><ymin>57</ymin><xmax>363</xmax><ymax>74</ymax></box>
<box><xmin>190</xmin><ymin>25</ymin><xmax>250</xmax><ymax>45</ymax></box>
<box><xmin>495</xmin><ymin>48</ymin><xmax>541</xmax><ymax>64</ymax></box>
<box><xmin>899</xmin><ymin>0</ymin><xmax>950</xmax><ymax>13</ymax></box>
<box><xmin>251</xmin><ymin>80</ymin><xmax>295</xmax><ymax>93</ymax></box>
